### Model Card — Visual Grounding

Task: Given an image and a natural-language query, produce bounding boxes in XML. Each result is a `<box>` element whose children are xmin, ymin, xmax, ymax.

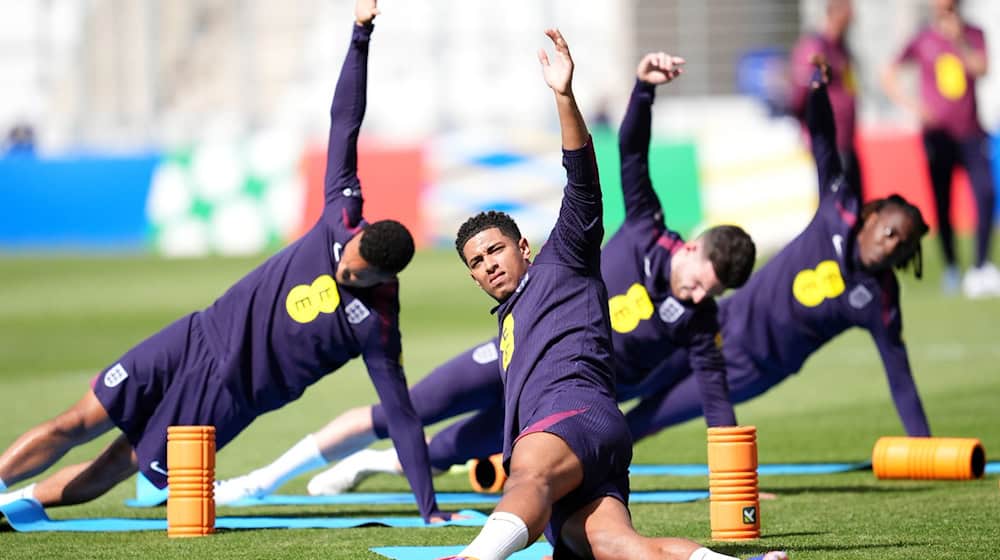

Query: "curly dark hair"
<box><xmin>700</xmin><ymin>225</ymin><xmax>756</xmax><ymax>289</ymax></box>
<box><xmin>359</xmin><ymin>219</ymin><xmax>415</xmax><ymax>275</ymax></box>
<box><xmin>454</xmin><ymin>211</ymin><xmax>523</xmax><ymax>265</ymax></box>
<box><xmin>858</xmin><ymin>194</ymin><xmax>930</xmax><ymax>279</ymax></box>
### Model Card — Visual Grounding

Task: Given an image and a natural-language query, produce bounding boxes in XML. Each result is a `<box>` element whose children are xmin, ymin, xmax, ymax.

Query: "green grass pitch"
<box><xmin>0</xmin><ymin>245</ymin><xmax>998</xmax><ymax>558</ymax></box>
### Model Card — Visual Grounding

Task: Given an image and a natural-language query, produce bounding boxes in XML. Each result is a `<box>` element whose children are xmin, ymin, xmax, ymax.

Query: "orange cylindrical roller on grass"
<box><xmin>167</xmin><ymin>425</ymin><xmax>216</xmax><ymax>537</ymax></box>
<box><xmin>872</xmin><ymin>437</ymin><xmax>985</xmax><ymax>480</ymax></box>
<box><xmin>708</xmin><ymin>426</ymin><xmax>759</xmax><ymax>541</ymax></box>
<box><xmin>468</xmin><ymin>453</ymin><xmax>507</xmax><ymax>493</ymax></box>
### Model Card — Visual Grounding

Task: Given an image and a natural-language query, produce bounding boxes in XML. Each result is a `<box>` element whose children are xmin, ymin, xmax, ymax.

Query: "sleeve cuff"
<box><xmin>353</xmin><ymin>21</ymin><xmax>374</xmax><ymax>41</ymax></box>
<box><xmin>562</xmin><ymin>140</ymin><xmax>598</xmax><ymax>184</ymax></box>
<box><xmin>635</xmin><ymin>78</ymin><xmax>657</xmax><ymax>96</ymax></box>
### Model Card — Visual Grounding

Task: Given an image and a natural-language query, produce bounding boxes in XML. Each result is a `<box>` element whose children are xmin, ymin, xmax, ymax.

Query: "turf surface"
<box><xmin>0</xmin><ymin>243</ymin><xmax>998</xmax><ymax>558</ymax></box>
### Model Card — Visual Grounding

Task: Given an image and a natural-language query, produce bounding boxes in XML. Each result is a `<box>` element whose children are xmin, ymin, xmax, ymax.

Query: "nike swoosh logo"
<box><xmin>832</xmin><ymin>235</ymin><xmax>844</xmax><ymax>257</ymax></box>
<box><xmin>149</xmin><ymin>461</ymin><xmax>168</xmax><ymax>476</ymax></box>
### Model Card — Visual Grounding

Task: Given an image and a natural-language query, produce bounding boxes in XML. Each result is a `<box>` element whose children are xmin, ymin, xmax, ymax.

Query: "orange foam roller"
<box><xmin>872</xmin><ymin>437</ymin><xmax>985</xmax><ymax>480</ymax></box>
<box><xmin>167</xmin><ymin>426</ymin><xmax>216</xmax><ymax>538</ymax></box>
<box><xmin>167</xmin><ymin>427</ymin><xmax>216</xmax><ymax>471</ymax></box>
<box><xmin>468</xmin><ymin>453</ymin><xmax>507</xmax><ymax>494</ymax></box>
<box><xmin>707</xmin><ymin>426</ymin><xmax>759</xmax><ymax>541</ymax></box>
<box><xmin>710</xmin><ymin>500</ymin><xmax>760</xmax><ymax>540</ymax></box>
<box><xmin>707</xmin><ymin>426</ymin><xmax>758</xmax><ymax>473</ymax></box>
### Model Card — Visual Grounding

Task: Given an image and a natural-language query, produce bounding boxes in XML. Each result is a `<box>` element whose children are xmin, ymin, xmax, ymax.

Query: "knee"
<box><xmin>587</xmin><ymin>529</ymin><xmax>640</xmax><ymax>560</ymax></box>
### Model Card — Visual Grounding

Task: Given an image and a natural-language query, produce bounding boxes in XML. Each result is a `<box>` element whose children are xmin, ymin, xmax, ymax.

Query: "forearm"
<box><xmin>618</xmin><ymin>80</ymin><xmax>662</xmax><ymax>222</ymax></box>
<box><xmin>386</xmin><ymin>409</ymin><xmax>441</xmax><ymax>520</ymax></box>
<box><xmin>555</xmin><ymin>91</ymin><xmax>588</xmax><ymax>151</ymax></box>
<box><xmin>805</xmin><ymin>71</ymin><xmax>843</xmax><ymax>189</ymax></box>
<box><xmin>878</xmin><ymin>340</ymin><xmax>931</xmax><ymax>437</ymax></box>
<box><xmin>619</xmin><ymin>80</ymin><xmax>655</xmax><ymax>154</ymax></box>
<box><xmin>693</xmin><ymin>364</ymin><xmax>737</xmax><ymax>427</ymax></box>
<box><xmin>957</xmin><ymin>41</ymin><xmax>988</xmax><ymax>77</ymax></box>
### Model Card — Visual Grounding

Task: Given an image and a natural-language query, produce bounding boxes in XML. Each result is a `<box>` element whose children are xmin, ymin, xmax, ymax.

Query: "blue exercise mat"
<box><xmin>221</xmin><ymin>490</ymin><xmax>706</xmax><ymax>507</ymax></box>
<box><xmin>630</xmin><ymin>461</ymin><xmax>873</xmax><ymax>476</ymax></box>
<box><xmin>0</xmin><ymin>499</ymin><xmax>486</xmax><ymax>533</ymax></box>
<box><xmin>127</xmin><ymin>484</ymin><xmax>706</xmax><ymax>509</ymax></box>
<box><xmin>372</xmin><ymin>543</ymin><xmax>553</xmax><ymax>560</ymax></box>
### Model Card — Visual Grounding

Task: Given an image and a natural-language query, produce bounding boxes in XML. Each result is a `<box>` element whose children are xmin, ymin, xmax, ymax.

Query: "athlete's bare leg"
<box><xmin>0</xmin><ymin>389</ymin><xmax>114</xmax><ymax>487</ymax></box>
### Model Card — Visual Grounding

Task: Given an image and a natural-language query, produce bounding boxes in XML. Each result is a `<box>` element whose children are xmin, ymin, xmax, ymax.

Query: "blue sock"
<box><xmin>0</xmin><ymin>476</ymin><xmax>7</xmax><ymax>491</ymax></box>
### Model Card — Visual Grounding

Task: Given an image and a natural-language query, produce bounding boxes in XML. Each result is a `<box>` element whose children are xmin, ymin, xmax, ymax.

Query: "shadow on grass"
<box><xmin>761</xmin><ymin>484</ymin><xmax>935</xmax><ymax>496</ymax></box>
<box><xmin>715</xmin><ymin>540</ymin><xmax>928</xmax><ymax>556</ymax></box>
<box><xmin>214</xmin><ymin>507</ymin><xmax>491</xmax><ymax>519</ymax></box>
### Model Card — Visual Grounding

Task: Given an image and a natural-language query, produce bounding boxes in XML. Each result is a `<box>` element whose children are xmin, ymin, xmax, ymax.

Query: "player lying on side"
<box><xmin>0</xmin><ymin>0</ymin><xmax>448</xmax><ymax>523</ymax></box>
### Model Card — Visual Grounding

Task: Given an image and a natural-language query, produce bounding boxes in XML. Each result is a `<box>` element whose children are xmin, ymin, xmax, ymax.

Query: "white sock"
<box><xmin>459</xmin><ymin>511</ymin><xmax>529</xmax><ymax>560</ymax></box>
<box><xmin>0</xmin><ymin>483</ymin><xmax>39</xmax><ymax>508</ymax></box>
<box><xmin>689</xmin><ymin>547</ymin><xmax>740</xmax><ymax>560</ymax></box>
<box><xmin>0</xmin><ymin>476</ymin><xmax>7</xmax><ymax>491</ymax></box>
<box><xmin>254</xmin><ymin>435</ymin><xmax>327</xmax><ymax>493</ymax></box>
<box><xmin>363</xmin><ymin>447</ymin><xmax>402</xmax><ymax>474</ymax></box>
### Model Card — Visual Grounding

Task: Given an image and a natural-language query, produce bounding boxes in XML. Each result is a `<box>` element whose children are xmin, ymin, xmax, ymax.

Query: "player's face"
<box><xmin>671</xmin><ymin>240</ymin><xmax>723</xmax><ymax>304</ymax></box>
<box><xmin>462</xmin><ymin>227</ymin><xmax>531</xmax><ymax>303</ymax></box>
<box><xmin>336</xmin><ymin>232</ymin><xmax>393</xmax><ymax>288</ymax></box>
<box><xmin>856</xmin><ymin>207</ymin><xmax>917</xmax><ymax>272</ymax></box>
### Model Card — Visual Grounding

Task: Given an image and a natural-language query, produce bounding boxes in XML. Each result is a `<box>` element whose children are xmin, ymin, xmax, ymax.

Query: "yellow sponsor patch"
<box><xmin>500</xmin><ymin>314</ymin><xmax>515</xmax><ymax>371</ymax></box>
<box><xmin>609</xmin><ymin>283</ymin><xmax>655</xmax><ymax>333</ymax></box>
<box><xmin>714</xmin><ymin>332</ymin><xmax>724</xmax><ymax>350</ymax></box>
<box><xmin>934</xmin><ymin>53</ymin><xmax>967</xmax><ymax>100</ymax></box>
<box><xmin>792</xmin><ymin>260</ymin><xmax>845</xmax><ymax>307</ymax></box>
<box><xmin>285</xmin><ymin>274</ymin><xmax>341</xmax><ymax>323</ymax></box>
<box><xmin>842</xmin><ymin>64</ymin><xmax>857</xmax><ymax>95</ymax></box>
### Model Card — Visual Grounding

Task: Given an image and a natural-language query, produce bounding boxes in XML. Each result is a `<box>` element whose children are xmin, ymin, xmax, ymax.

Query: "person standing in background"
<box><xmin>882</xmin><ymin>0</ymin><xmax>999</xmax><ymax>298</ymax></box>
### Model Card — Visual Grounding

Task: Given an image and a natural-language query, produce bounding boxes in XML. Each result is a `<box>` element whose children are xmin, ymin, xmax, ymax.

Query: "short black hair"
<box><xmin>859</xmin><ymin>194</ymin><xmax>930</xmax><ymax>279</ymax></box>
<box><xmin>455</xmin><ymin>211</ymin><xmax>523</xmax><ymax>265</ymax></box>
<box><xmin>360</xmin><ymin>219</ymin><xmax>415</xmax><ymax>275</ymax></box>
<box><xmin>700</xmin><ymin>225</ymin><xmax>756</xmax><ymax>289</ymax></box>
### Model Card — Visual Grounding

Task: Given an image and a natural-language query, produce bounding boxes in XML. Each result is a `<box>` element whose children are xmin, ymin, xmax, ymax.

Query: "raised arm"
<box><xmin>535</xmin><ymin>29</ymin><xmax>604</xmax><ymax>271</ymax></box>
<box><xmin>805</xmin><ymin>56</ymin><xmax>850</xmax><ymax>201</ymax></box>
<box><xmin>619</xmin><ymin>53</ymin><xmax>684</xmax><ymax>226</ymax></box>
<box><xmin>323</xmin><ymin>1</ymin><xmax>378</xmax><ymax>207</ymax></box>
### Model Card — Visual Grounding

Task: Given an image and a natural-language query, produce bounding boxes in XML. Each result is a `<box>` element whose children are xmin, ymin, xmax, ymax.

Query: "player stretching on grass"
<box><xmin>0</xmin><ymin>0</ymin><xmax>447</xmax><ymax>523</ymax></box>
<box><xmin>214</xmin><ymin>51</ymin><xmax>757</xmax><ymax>504</ymax></box>
<box><xmin>435</xmin><ymin>29</ymin><xmax>784</xmax><ymax>560</ymax></box>
<box><xmin>594</xmin><ymin>56</ymin><xmax>934</xmax><ymax>445</ymax></box>
<box><xmin>272</xmin><ymin>55</ymin><xmax>936</xmax><ymax>493</ymax></box>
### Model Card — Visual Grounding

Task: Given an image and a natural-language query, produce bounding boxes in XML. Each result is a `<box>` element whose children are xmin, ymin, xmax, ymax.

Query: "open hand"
<box><xmin>538</xmin><ymin>29</ymin><xmax>574</xmax><ymax>96</ymax></box>
<box><xmin>636</xmin><ymin>52</ymin><xmax>685</xmax><ymax>85</ymax></box>
<box><xmin>356</xmin><ymin>0</ymin><xmax>379</xmax><ymax>25</ymax></box>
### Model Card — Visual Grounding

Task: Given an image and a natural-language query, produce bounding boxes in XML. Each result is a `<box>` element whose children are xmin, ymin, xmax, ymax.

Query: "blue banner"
<box><xmin>0</xmin><ymin>153</ymin><xmax>160</xmax><ymax>251</ymax></box>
